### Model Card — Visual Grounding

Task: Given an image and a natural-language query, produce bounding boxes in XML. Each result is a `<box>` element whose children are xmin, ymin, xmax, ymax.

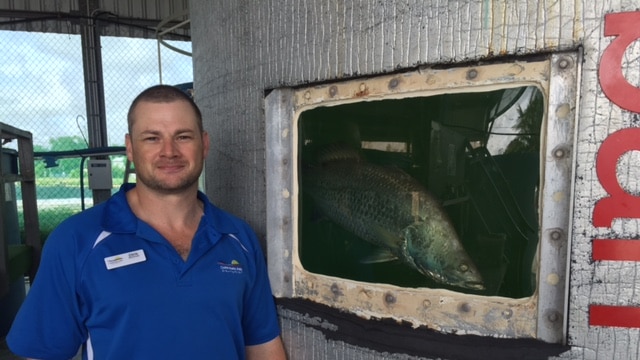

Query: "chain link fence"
<box><xmin>0</xmin><ymin>29</ymin><xmax>193</xmax><ymax>241</ymax></box>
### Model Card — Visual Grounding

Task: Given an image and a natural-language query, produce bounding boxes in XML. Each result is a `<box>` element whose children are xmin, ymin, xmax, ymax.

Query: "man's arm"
<box><xmin>246</xmin><ymin>336</ymin><xmax>287</xmax><ymax>360</ymax></box>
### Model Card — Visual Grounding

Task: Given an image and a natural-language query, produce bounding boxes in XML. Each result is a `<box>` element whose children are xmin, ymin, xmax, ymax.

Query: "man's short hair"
<box><xmin>127</xmin><ymin>84</ymin><xmax>203</xmax><ymax>133</ymax></box>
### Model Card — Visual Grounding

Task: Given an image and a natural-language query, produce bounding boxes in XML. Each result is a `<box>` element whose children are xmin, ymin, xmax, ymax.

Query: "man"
<box><xmin>7</xmin><ymin>85</ymin><xmax>287</xmax><ymax>359</ymax></box>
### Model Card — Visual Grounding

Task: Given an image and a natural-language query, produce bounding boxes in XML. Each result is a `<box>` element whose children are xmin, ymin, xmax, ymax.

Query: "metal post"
<box><xmin>79</xmin><ymin>0</ymin><xmax>111</xmax><ymax>205</ymax></box>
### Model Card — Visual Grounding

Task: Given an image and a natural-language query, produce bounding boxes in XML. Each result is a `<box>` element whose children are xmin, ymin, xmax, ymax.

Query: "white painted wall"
<box><xmin>190</xmin><ymin>1</ymin><xmax>640</xmax><ymax>358</ymax></box>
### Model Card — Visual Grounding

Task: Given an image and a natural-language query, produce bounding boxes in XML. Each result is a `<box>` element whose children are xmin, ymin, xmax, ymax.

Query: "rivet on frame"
<box><xmin>355</xmin><ymin>83</ymin><xmax>369</xmax><ymax>97</ymax></box>
<box><xmin>557</xmin><ymin>58</ymin><xmax>572</xmax><ymax>70</ymax></box>
<box><xmin>384</xmin><ymin>292</ymin><xmax>397</xmax><ymax>305</ymax></box>
<box><xmin>550</xmin><ymin>229</ymin><xmax>563</xmax><ymax>241</ymax></box>
<box><xmin>548</xmin><ymin>311</ymin><xmax>560</xmax><ymax>323</ymax></box>
<box><xmin>458</xmin><ymin>302</ymin><xmax>472</xmax><ymax>313</ymax></box>
<box><xmin>502</xmin><ymin>309</ymin><xmax>513</xmax><ymax>319</ymax></box>
<box><xmin>388</xmin><ymin>78</ymin><xmax>400</xmax><ymax>89</ymax></box>
<box><xmin>466</xmin><ymin>69</ymin><xmax>478</xmax><ymax>80</ymax></box>
<box><xmin>329</xmin><ymin>85</ymin><xmax>338</xmax><ymax>97</ymax></box>
<box><xmin>331</xmin><ymin>283</ymin><xmax>342</xmax><ymax>297</ymax></box>
<box><xmin>281</xmin><ymin>189</ymin><xmax>290</xmax><ymax>199</ymax></box>
<box><xmin>552</xmin><ymin>145</ymin><xmax>569</xmax><ymax>159</ymax></box>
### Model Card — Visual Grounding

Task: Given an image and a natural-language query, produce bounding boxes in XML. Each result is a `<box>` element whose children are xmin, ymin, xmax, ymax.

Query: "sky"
<box><xmin>0</xmin><ymin>30</ymin><xmax>193</xmax><ymax>149</ymax></box>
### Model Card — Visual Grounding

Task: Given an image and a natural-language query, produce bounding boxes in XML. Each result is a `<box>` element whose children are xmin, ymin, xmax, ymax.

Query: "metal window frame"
<box><xmin>266</xmin><ymin>52</ymin><xmax>579</xmax><ymax>343</ymax></box>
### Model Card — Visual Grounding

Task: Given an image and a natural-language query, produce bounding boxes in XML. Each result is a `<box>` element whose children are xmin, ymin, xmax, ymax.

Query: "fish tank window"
<box><xmin>266</xmin><ymin>54</ymin><xmax>578</xmax><ymax>343</ymax></box>
<box><xmin>298</xmin><ymin>86</ymin><xmax>542</xmax><ymax>298</ymax></box>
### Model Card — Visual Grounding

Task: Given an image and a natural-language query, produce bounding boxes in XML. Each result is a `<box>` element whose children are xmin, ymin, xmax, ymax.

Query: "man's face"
<box><xmin>125</xmin><ymin>100</ymin><xmax>209</xmax><ymax>194</ymax></box>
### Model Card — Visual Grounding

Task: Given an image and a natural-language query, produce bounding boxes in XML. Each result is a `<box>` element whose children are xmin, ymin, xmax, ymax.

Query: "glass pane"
<box><xmin>298</xmin><ymin>86</ymin><xmax>543</xmax><ymax>298</ymax></box>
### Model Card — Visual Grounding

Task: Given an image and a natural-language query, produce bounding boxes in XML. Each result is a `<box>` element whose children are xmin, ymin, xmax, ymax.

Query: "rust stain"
<box><xmin>354</xmin><ymin>89</ymin><xmax>369</xmax><ymax>97</ymax></box>
<box><xmin>354</xmin><ymin>83</ymin><xmax>369</xmax><ymax>97</ymax></box>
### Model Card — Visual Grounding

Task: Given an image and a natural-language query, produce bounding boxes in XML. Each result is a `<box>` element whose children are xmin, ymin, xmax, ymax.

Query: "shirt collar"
<box><xmin>102</xmin><ymin>183</ymin><xmax>240</xmax><ymax>235</ymax></box>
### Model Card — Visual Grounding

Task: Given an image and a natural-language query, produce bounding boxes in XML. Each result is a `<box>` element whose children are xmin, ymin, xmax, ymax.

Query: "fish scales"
<box><xmin>307</xmin><ymin>162</ymin><xmax>427</xmax><ymax>246</ymax></box>
<box><xmin>302</xmin><ymin>148</ymin><xmax>485</xmax><ymax>291</ymax></box>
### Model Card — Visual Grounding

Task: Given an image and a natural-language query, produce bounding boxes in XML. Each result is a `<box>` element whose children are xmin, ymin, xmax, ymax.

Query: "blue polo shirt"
<box><xmin>7</xmin><ymin>184</ymin><xmax>281</xmax><ymax>360</ymax></box>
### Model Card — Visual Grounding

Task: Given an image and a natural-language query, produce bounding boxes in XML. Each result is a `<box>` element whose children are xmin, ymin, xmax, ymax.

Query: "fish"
<box><xmin>302</xmin><ymin>144</ymin><xmax>485</xmax><ymax>291</ymax></box>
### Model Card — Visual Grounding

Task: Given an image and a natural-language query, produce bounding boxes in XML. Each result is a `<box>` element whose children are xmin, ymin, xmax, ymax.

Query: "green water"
<box><xmin>298</xmin><ymin>86</ymin><xmax>543</xmax><ymax>298</ymax></box>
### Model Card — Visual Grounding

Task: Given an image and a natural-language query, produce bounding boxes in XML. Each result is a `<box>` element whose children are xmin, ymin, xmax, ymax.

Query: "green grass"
<box><xmin>36</xmin><ymin>177</ymin><xmax>84</xmax><ymax>186</ymax></box>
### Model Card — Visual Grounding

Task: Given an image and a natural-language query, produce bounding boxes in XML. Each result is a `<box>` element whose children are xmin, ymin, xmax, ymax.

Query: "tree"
<box><xmin>46</xmin><ymin>136</ymin><xmax>88</xmax><ymax>178</ymax></box>
<box><xmin>505</xmin><ymin>89</ymin><xmax>544</xmax><ymax>154</ymax></box>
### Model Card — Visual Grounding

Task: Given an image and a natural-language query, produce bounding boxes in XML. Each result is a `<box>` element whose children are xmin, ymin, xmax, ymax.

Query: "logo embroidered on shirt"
<box><xmin>218</xmin><ymin>259</ymin><xmax>243</xmax><ymax>274</ymax></box>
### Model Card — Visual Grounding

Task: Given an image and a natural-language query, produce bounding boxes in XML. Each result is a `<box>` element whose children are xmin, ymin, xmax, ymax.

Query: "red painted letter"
<box><xmin>593</xmin><ymin>128</ymin><xmax>640</xmax><ymax>227</ymax></box>
<box><xmin>590</xmin><ymin>11</ymin><xmax>640</xmax><ymax>331</ymax></box>
<box><xmin>599</xmin><ymin>12</ymin><xmax>640</xmax><ymax>113</ymax></box>
<box><xmin>590</xmin><ymin>305</ymin><xmax>640</xmax><ymax>328</ymax></box>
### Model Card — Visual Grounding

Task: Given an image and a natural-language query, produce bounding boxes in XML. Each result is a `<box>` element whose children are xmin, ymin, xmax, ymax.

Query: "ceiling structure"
<box><xmin>0</xmin><ymin>0</ymin><xmax>190</xmax><ymax>39</ymax></box>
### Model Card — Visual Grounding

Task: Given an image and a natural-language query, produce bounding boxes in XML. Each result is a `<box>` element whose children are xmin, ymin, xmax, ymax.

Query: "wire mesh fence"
<box><xmin>0</xmin><ymin>29</ymin><xmax>193</xmax><ymax>241</ymax></box>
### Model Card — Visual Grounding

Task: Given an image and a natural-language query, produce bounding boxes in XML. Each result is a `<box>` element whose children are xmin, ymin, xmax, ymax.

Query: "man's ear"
<box><xmin>125</xmin><ymin>133</ymin><xmax>133</xmax><ymax>162</ymax></box>
<box><xmin>202</xmin><ymin>131</ymin><xmax>210</xmax><ymax>156</ymax></box>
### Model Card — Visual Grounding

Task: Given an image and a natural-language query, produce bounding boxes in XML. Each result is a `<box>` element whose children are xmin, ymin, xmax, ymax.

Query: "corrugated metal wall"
<box><xmin>189</xmin><ymin>0</ymin><xmax>640</xmax><ymax>359</ymax></box>
<box><xmin>190</xmin><ymin>0</ymin><xmax>583</xmax><ymax>236</ymax></box>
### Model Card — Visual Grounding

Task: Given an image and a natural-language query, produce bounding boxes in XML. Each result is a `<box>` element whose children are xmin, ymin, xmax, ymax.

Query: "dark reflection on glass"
<box><xmin>298</xmin><ymin>86</ymin><xmax>543</xmax><ymax>298</ymax></box>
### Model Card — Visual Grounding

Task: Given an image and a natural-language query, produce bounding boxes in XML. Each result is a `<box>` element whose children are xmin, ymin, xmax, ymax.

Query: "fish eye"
<box><xmin>458</xmin><ymin>263</ymin><xmax>469</xmax><ymax>273</ymax></box>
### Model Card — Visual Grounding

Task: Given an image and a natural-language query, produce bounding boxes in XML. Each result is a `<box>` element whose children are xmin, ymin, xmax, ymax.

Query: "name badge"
<box><xmin>104</xmin><ymin>249</ymin><xmax>146</xmax><ymax>270</ymax></box>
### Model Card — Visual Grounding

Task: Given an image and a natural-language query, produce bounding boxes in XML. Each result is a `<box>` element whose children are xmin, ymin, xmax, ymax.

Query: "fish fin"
<box><xmin>371</xmin><ymin>224</ymin><xmax>405</xmax><ymax>249</ymax></box>
<box><xmin>360</xmin><ymin>248</ymin><xmax>398</xmax><ymax>264</ymax></box>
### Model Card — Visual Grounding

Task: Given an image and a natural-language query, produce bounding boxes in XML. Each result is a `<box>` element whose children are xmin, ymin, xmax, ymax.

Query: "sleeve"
<box><xmin>240</xmin><ymin>226</ymin><xmax>282</xmax><ymax>346</ymax></box>
<box><xmin>6</xmin><ymin>221</ymin><xmax>87</xmax><ymax>359</ymax></box>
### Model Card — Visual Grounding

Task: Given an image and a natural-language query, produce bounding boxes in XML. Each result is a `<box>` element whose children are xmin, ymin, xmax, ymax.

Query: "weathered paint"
<box><xmin>190</xmin><ymin>0</ymin><xmax>640</xmax><ymax>359</ymax></box>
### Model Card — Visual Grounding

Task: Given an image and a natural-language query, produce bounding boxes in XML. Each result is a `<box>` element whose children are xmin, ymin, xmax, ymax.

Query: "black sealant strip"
<box><xmin>276</xmin><ymin>297</ymin><xmax>570</xmax><ymax>360</ymax></box>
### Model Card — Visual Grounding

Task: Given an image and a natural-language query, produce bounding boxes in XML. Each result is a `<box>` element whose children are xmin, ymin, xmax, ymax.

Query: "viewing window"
<box><xmin>298</xmin><ymin>86</ymin><xmax>542</xmax><ymax>298</ymax></box>
<box><xmin>266</xmin><ymin>54</ymin><xmax>578</xmax><ymax>343</ymax></box>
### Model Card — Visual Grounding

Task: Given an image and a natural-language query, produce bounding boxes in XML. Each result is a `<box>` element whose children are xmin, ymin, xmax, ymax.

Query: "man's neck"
<box><xmin>126</xmin><ymin>184</ymin><xmax>203</xmax><ymax>230</ymax></box>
